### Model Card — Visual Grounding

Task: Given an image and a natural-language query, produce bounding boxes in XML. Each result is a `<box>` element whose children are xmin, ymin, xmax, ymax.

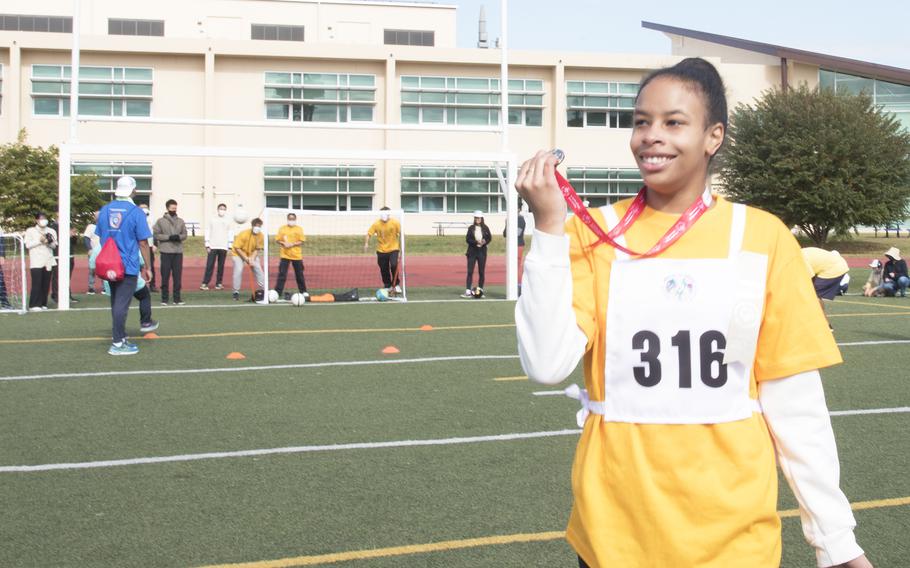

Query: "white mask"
<box><xmin>252</xmin><ymin>226</ymin><xmax>262</xmax><ymax>235</ymax></box>
<box><xmin>287</xmin><ymin>220</ymin><xmax>297</xmax><ymax>227</ymax></box>
<box><xmin>217</xmin><ymin>209</ymin><xmax>226</xmax><ymax>217</ymax></box>
<box><xmin>142</xmin><ymin>209</ymin><xmax>150</xmax><ymax>217</ymax></box>
<box><xmin>380</xmin><ymin>212</ymin><xmax>390</xmax><ymax>222</ymax></box>
<box><xmin>37</xmin><ymin>219</ymin><xmax>49</xmax><ymax>228</ymax></box>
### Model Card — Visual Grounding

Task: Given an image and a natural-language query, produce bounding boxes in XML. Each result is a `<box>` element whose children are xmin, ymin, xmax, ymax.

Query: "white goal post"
<box><xmin>55</xmin><ymin>145</ymin><xmax>519</xmax><ymax>309</ymax></box>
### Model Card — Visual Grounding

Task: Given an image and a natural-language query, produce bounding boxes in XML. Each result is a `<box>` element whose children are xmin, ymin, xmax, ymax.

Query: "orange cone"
<box><xmin>419</xmin><ymin>325</ymin><xmax>433</xmax><ymax>331</ymax></box>
<box><xmin>226</xmin><ymin>352</ymin><xmax>246</xmax><ymax>360</ymax></box>
<box><xmin>381</xmin><ymin>345</ymin><xmax>400</xmax><ymax>354</ymax></box>
<box><xmin>143</xmin><ymin>332</ymin><xmax>159</xmax><ymax>339</ymax></box>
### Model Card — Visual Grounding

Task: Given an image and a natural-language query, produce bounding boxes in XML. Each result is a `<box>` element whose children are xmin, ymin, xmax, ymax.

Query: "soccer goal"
<box><xmin>0</xmin><ymin>233</ymin><xmax>27</xmax><ymax>314</ymax></box>
<box><xmin>261</xmin><ymin>208</ymin><xmax>406</xmax><ymax>302</ymax></box>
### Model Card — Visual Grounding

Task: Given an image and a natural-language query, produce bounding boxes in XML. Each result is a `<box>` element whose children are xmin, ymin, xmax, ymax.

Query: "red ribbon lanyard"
<box><xmin>553</xmin><ymin>170</ymin><xmax>713</xmax><ymax>258</ymax></box>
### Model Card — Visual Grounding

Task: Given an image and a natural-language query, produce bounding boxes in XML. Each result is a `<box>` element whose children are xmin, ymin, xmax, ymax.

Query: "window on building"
<box><xmin>401</xmin><ymin>76</ymin><xmax>502</xmax><ymax>126</ymax></box>
<box><xmin>820</xmin><ymin>69</ymin><xmax>910</xmax><ymax>131</ymax></box>
<box><xmin>400</xmin><ymin>166</ymin><xmax>506</xmax><ymax>214</ymax></box>
<box><xmin>0</xmin><ymin>14</ymin><xmax>72</xmax><ymax>33</ymax></box>
<box><xmin>252</xmin><ymin>24</ymin><xmax>305</xmax><ymax>42</ymax></box>
<box><xmin>565</xmin><ymin>167</ymin><xmax>642</xmax><ymax>206</ymax></box>
<box><xmin>566</xmin><ymin>80</ymin><xmax>637</xmax><ymax>128</ymax></box>
<box><xmin>31</xmin><ymin>65</ymin><xmax>153</xmax><ymax>117</ymax></box>
<box><xmin>264</xmin><ymin>72</ymin><xmax>375</xmax><ymax>123</ymax></box>
<box><xmin>507</xmin><ymin>79</ymin><xmax>544</xmax><ymax>126</ymax></box>
<box><xmin>264</xmin><ymin>165</ymin><xmax>375</xmax><ymax>211</ymax></box>
<box><xmin>384</xmin><ymin>29</ymin><xmax>434</xmax><ymax>46</ymax></box>
<box><xmin>72</xmin><ymin>162</ymin><xmax>153</xmax><ymax>206</ymax></box>
<box><xmin>108</xmin><ymin>18</ymin><xmax>164</xmax><ymax>37</ymax></box>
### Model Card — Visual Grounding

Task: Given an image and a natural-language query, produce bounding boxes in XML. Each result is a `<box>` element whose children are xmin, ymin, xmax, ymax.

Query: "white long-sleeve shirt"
<box><xmin>205</xmin><ymin>215</ymin><xmax>234</xmax><ymax>250</ymax></box>
<box><xmin>516</xmin><ymin>229</ymin><xmax>863</xmax><ymax>567</ymax></box>
<box><xmin>24</xmin><ymin>225</ymin><xmax>58</xmax><ymax>270</ymax></box>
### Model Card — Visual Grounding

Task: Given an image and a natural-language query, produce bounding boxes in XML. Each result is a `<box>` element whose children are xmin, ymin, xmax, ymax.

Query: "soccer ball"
<box><xmin>375</xmin><ymin>288</ymin><xmax>390</xmax><ymax>302</ymax></box>
<box><xmin>233</xmin><ymin>206</ymin><xmax>250</xmax><ymax>224</ymax></box>
<box><xmin>471</xmin><ymin>287</ymin><xmax>484</xmax><ymax>298</ymax></box>
<box><xmin>267</xmin><ymin>289</ymin><xmax>279</xmax><ymax>303</ymax></box>
<box><xmin>290</xmin><ymin>293</ymin><xmax>306</xmax><ymax>306</ymax></box>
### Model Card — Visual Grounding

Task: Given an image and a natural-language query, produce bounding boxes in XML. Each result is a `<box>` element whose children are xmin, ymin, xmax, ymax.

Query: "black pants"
<box><xmin>50</xmin><ymin>257</ymin><xmax>75</xmax><ymax>301</ymax></box>
<box><xmin>109</xmin><ymin>275</ymin><xmax>137</xmax><ymax>344</ymax></box>
<box><xmin>149</xmin><ymin>248</ymin><xmax>157</xmax><ymax>289</ymax></box>
<box><xmin>159</xmin><ymin>252</ymin><xmax>183</xmax><ymax>302</ymax></box>
<box><xmin>376</xmin><ymin>251</ymin><xmax>399</xmax><ymax>289</ymax></box>
<box><xmin>202</xmin><ymin>249</ymin><xmax>227</xmax><ymax>286</ymax></box>
<box><xmin>29</xmin><ymin>267</ymin><xmax>52</xmax><ymax>308</ymax></box>
<box><xmin>578</xmin><ymin>556</ymin><xmax>590</xmax><ymax>568</ymax></box>
<box><xmin>466</xmin><ymin>248</ymin><xmax>487</xmax><ymax>289</ymax></box>
<box><xmin>275</xmin><ymin>258</ymin><xmax>307</xmax><ymax>294</ymax></box>
<box><xmin>134</xmin><ymin>285</ymin><xmax>152</xmax><ymax>325</ymax></box>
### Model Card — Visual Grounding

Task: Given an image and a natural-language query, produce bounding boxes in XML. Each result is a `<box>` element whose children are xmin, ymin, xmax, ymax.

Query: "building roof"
<box><xmin>642</xmin><ymin>21</ymin><xmax>910</xmax><ymax>86</ymax></box>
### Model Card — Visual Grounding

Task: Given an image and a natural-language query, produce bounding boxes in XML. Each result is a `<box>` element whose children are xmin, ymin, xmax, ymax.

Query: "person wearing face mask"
<box><xmin>463</xmin><ymin>210</ymin><xmax>492</xmax><ymax>298</ymax></box>
<box><xmin>274</xmin><ymin>212</ymin><xmax>307</xmax><ymax>300</ymax></box>
<box><xmin>24</xmin><ymin>212</ymin><xmax>57</xmax><ymax>311</ymax></box>
<box><xmin>152</xmin><ymin>199</ymin><xmax>188</xmax><ymax>305</ymax></box>
<box><xmin>230</xmin><ymin>217</ymin><xmax>265</xmax><ymax>301</ymax></box>
<box><xmin>200</xmin><ymin>203</ymin><xmax>233</xmax><ymax>291</ymax></box>
<box><xmin>363</xmin><ymin>207</ymin><xmax>402</xmax><ymax>292</ymax></box>
<box><xmin>138</xmin><ymin>203</ymin><xmax>157</xmax><ymax>292</ymax></box>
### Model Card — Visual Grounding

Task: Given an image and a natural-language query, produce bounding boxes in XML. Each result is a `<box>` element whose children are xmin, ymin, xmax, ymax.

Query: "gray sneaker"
<box><xmin>108</xmin><ymin>342</ymin><xmax>139</xmax><ymax>356</ymax></box>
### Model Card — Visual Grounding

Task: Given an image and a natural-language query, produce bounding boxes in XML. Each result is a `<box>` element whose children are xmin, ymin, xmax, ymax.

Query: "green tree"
<box><xmin>721</xmin><ymin>84</ymin><xmax>910</xmax><ymax>245</ymax></box>
<box><xmin>0</xmin><ymin>130</ymin><xmax>104</xmax><ymax>233</ymax></box>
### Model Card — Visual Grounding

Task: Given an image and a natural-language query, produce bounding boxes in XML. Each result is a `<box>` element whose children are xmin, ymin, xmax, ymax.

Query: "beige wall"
<box><xmin>2</xmin><ymin>0</ymin><xmax>456</xmax><ymax>46</ymax></box>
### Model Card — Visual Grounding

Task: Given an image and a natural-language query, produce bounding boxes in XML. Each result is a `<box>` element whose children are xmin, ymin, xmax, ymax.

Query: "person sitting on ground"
<box><xmin>882</xmin><ymin>247</ymin><xmax>909</xmax><ymax>298</ymax></box>
<box><xmin>863</xmin><ymin>259</ymin><xmax>885</xmax><ymax>297</ymax></box>
<box><xmin>230</xmin><ymin>217</ymin><xmax>265</xmax><ymax>301</ymax></box>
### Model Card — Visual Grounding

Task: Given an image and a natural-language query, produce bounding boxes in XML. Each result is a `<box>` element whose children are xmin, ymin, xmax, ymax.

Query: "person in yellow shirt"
<box><xmin>230</xmin><ymin>217</ymin><xmax>264</xmax><ymax>301</ymax></box>
<box><xmin>274</xmin><ymin>212</ymin><xmax>308</xmax><ymax>300</ymax></box>
<box><xmin>802</xmin><ymin>247</ymin><xmax>850</xmax><ymax>329</ymax></box>
<box><xmin>515</xmin><ymin>58</ymin><xmax>870</xmax><ymax>568</ymax></box>
<box><xmin>363</xmin><ymin>206</ymin><xmax>401</xmax><ymax>292</ymax></box>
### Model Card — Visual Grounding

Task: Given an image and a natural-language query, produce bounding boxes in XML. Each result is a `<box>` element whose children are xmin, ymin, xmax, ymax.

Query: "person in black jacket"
<box><xmin>882</xmin><ymin>246</ymin><xmax>909</xmax><ymax>297</ymax></box>
<box><xmin>463</xmin><ymin>210</ymin><xmax>492</xmax><ymax>298</ymax></box>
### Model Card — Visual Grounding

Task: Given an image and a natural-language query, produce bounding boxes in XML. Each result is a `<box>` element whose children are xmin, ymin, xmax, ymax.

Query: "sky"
<box><xmin>439</xmin><ymin>0</ymin><xmax>910</xmax><ymax>70</ymax></box>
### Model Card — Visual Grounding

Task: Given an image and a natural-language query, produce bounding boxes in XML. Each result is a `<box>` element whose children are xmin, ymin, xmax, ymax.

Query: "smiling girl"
<box><xmin>514</xmin><ymin>58</ymin><xmax>871</xmax><ymax>568</ymax></box>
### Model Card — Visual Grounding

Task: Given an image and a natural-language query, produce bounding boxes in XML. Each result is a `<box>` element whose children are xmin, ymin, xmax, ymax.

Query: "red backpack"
<box><xmin>95</xmin><ymin>238</ymin><xmax>125</xmax><ymax>282</ymax></box>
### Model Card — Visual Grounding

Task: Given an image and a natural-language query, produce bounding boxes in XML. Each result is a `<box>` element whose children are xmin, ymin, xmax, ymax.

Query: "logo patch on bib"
<box><xmin>663</xmin><ymin>274</ymin><xmax>695</xmax><ymax>301</ymax></box>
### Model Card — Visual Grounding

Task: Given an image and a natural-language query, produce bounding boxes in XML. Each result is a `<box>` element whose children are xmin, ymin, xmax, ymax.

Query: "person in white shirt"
<box><xmin>24</xmin><ymin>212</ymin><xmax>57</xmax><ymax>311</ymax></box>
<box><xmin>83</xmin><ymin>210</ymin><xmax>101</xmax><ymax>294</ymax></box>
<box><xmin>200</xmin><ymin>203</ymin><xmax>234</xmax><ymax>290</ymax></box>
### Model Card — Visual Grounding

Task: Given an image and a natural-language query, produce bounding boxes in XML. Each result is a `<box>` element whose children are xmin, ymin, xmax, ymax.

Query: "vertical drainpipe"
<box><xmin>780</xmin><ymin>56</ymin><xmax>789</xmax><ymax>92</ymax></box>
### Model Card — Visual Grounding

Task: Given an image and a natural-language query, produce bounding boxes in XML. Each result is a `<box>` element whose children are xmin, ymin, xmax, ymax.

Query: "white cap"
<box><xmin>472</xmin><ymin>210</ymin><xmax>483</xmax><ymax>217</ymax></box>
<box><xmin>869</xmin><ymin>259</ymin><xmax>881</xmax><ymax>268</ymax></box>
<box><xmin>114</xmin><ymin>176</ymin><xmax>136</xmax><ymax>197</ymax></box>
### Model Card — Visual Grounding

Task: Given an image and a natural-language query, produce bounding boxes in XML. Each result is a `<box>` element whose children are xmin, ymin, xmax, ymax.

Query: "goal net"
<box><xmin>0</xmin><ymin>234</ymin><xmax>27</xmax><ymax>314</ymax></box>
<box><xmin>261</xmin><ymin>208</ymin><xmax>406</xmax><ymax>302</ymax></box>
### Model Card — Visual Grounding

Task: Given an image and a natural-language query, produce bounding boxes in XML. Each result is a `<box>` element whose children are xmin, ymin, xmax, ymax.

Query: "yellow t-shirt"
<box><xmin>277</xmin><ymin>225</ymin><xmax>306</xmax><ymax>261</ymax></box>
<box><xmin>367</xmin><ymin>218</ymin><xmax>401</xmax><ymax>253</ymax></box>
<box><xmin>231</xmin><ymin>228</ymin><xmax>264</xmax><ymax>258</ymax></box>
<box><xmin>802</xmin><ymin>247</ymin><xmax>849</xmax><ymax>279</ymax></box>
<box><xmin>565</xmin><ymin>197</ymin><xmax>841</xmax><ymax>568</ymax></box>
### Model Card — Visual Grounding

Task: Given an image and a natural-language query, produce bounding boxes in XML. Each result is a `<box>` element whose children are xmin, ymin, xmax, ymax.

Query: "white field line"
<box><xmin>5</xmin><ymin>406</ymin><xmax>909</xmax><ymax>473</ymax></box>
<box><xmin>0</xmin><ymin>355</ymin><xmax>519</xmax><ymax>382</ymax></box>
<box><xmin>0</xmin><ymin>429</ymin><xmax>582</xmax><ymax>473</ymax></box>
<box><xmin>836</xmin><ymin>339</ymin><xmax>910</xmax><ymax>347</ymax></box>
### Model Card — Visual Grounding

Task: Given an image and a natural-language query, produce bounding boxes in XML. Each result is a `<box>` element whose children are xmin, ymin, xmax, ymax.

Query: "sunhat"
<box><xmin>884</xmin><ymin>247</ymin><xmax>902</xmax><ymax>261</ymax></box>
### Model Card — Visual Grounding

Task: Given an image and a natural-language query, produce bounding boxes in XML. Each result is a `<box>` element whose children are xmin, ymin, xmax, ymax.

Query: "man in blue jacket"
<box><xmin>96</xmin><ymin>176</ymin><xmax>153</xmax><ymax>355</ymax></box>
